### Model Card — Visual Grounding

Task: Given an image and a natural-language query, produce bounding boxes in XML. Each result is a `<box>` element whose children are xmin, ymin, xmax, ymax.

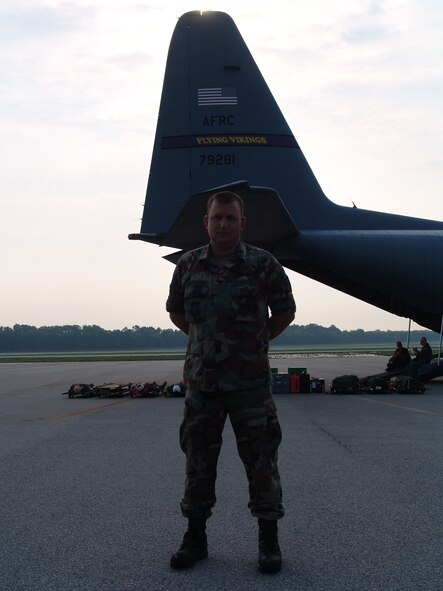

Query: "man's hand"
<box><xmin>269</xmin><ymin>312</ymin><xmax>295</xmax><ymax>340</ymax></box>
<box><xmin>170</xmin><ymin>312</ymin><xmax>189</xmax><ymax>335</ymax></box>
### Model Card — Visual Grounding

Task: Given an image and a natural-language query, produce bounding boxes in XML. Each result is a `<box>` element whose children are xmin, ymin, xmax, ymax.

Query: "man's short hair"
<box><xmin>207</xmin><ymin>191</ymin><xmax>244</xmax><ymax>216</ymax></box>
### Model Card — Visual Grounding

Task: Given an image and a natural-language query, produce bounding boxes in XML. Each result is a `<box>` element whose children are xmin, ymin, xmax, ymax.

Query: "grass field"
<box><xmin>2</xmin><ymin>341</ymin><xmax>441</xmax><ymax>363</ymax></box>
<box><xmin>0</xmin><ymin>344</ymin><xmax>401</xmax><ymax>363</ymax></box>
<box><xmin>0</xmin><ymin>349</ymin><xmax>186</xmax><ymax>363</ymax></box>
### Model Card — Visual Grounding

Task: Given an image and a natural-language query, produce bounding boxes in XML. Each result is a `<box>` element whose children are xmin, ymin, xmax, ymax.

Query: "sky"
<box><xmin>1</xmin><ymin>0</ymin><xmax>442</xmax><ymax>332</ymax></box>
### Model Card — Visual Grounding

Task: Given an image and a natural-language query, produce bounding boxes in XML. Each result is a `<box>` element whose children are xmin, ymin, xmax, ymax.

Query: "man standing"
<box><xmin>166</xmin><ymin>191</ymin><xmax>295</xmax><ymax>573</ymax></box>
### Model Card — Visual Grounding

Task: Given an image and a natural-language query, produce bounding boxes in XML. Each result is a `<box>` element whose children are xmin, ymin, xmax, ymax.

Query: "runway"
<box><xmin>1</xmin><ymin>357</ymin><xmax>442</xmax><ymax>591</ymax></box>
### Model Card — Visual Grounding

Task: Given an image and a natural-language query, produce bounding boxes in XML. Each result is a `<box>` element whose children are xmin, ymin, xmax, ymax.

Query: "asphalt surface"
<box><xmin>1</xmin><ymin>357</ymin><xmax>442</xmax><ymax>591</ymax></box>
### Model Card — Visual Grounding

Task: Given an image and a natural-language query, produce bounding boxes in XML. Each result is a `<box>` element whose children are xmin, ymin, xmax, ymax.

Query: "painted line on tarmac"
<box><xmin>46</xmin><ymin>398</ymin><xmax>135</xmax><ymax>423</ymax></box>
<box><xmin>357</xmin><ymin>396</ymin><xmax>442</xmax><ymax>416</ymax></box>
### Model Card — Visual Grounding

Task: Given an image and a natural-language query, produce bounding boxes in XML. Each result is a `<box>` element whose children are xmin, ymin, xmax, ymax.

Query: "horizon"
<box><xmin>1</xmin><ymin>321</ymin><xmax>437</xmax><ymax>335</ymax></box>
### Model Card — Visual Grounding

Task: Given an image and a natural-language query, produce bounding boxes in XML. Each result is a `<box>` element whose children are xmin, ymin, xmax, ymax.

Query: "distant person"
<box><xmin>385</xmin><ymin>341</ymin><xmax>411</xmax><ymax>372</ymax></box>
<box><xmin>409</xmin><ymin>336</ymin><xmax>432</xmax><ymax>377</ymax></box>
<box><xmin>166</xmin><ymin>190</ymin><xmax>295</xmax><ymax>573</ymax></box>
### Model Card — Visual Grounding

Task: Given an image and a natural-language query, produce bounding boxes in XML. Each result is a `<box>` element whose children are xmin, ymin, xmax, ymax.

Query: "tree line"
<box><xmin>0</xmin><ymin>324</ymin><xmax>435</xmax><ymax>353</ymax></box>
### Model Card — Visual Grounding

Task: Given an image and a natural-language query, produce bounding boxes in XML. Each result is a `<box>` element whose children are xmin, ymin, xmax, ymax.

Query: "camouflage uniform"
<box><xmin>166</xmin><ymin>242</ymin><xmax>295</xmax><ymax>521</ymax></box>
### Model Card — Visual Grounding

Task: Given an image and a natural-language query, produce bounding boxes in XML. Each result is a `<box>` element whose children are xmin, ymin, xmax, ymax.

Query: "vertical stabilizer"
<box><xmin>136</xmin><ymin>10</ymin><xmax>329</xmax><ymax>242</ymax></box>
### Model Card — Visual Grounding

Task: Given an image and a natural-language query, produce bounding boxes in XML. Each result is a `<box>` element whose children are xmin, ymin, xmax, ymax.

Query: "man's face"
<box><xmin>204</xmin><ymin>200</ymin><xmax>246</xmax><ymax>255</ymax></box>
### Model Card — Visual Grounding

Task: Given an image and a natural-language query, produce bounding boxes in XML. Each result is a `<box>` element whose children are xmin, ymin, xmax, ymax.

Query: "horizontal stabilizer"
<box><xmin>132</xmin><ymin>181</ymin><xmax>299</xmax><ymax>255</ymax></box>
<box><xmin>162</xmin><ymin>250</ymin><xmax>186</xmax><ymax>264</ymax></box>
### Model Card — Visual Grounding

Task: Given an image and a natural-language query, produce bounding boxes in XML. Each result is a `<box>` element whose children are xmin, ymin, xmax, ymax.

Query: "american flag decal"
<box><xmin>198</xmin><ymin>87</ymin><xmax>238</xmax><ymax>106</ymax></box>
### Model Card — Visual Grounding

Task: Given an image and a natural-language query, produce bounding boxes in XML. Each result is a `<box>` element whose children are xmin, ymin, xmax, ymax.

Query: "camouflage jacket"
<box><xmin>166</xmin><ymin>242</ymin><xmax>296</xmax><ymax>392</ymax></box>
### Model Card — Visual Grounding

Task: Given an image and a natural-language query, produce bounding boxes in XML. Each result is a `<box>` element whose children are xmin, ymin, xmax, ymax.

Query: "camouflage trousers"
<box><xmin>179</xmin><ymin>386</ymin><xmax>284</xmax><ymax>521</ymax></box>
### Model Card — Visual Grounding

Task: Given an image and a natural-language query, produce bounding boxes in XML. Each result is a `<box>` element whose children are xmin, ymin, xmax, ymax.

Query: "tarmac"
<box><xmin>1</xmin><ymin>356</ymin><xmax>442</xmax><ymax>591</ymax></box>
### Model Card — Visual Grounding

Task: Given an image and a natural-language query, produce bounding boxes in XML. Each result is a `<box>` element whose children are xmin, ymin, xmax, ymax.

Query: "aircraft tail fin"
<box><xmin>129</xmin><ymin>10</ymin><xmax>328</xmax><ymax>249</ymax></box>
<box><xmin>129</xmin><ymin>10</ymin><xmax>438</xmax><ymax>252</ymax></box>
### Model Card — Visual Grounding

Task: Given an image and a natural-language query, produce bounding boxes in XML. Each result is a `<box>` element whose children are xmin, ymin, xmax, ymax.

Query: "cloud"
<box><xmin>0</xmin><ymin>2</ymin><xmax>93</xmax><ymax>42</ymax></box>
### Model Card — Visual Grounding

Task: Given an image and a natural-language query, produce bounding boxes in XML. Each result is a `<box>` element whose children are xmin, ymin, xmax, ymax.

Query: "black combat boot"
<box><xmin>257</xmin><ymin>519</ymin><xmax>282</xmax><ymax>574</ymax></box>
<box><xmin>170</xmin><ymin>518</ymin><xmax>208</xmax><ymax>569</ymax></box>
